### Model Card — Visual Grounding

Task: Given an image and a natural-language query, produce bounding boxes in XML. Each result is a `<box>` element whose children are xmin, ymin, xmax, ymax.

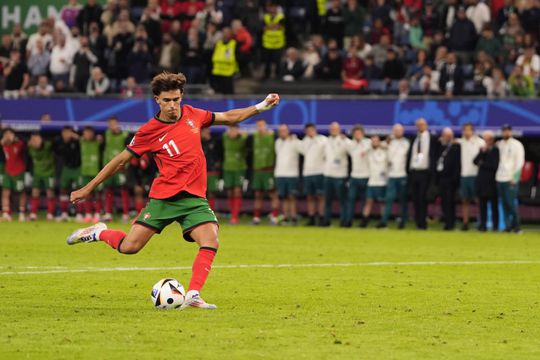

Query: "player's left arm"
<box><xmin>213</xmin><ymin>94</ymin><xmax>280</xmax><ymax>126</ymax></box>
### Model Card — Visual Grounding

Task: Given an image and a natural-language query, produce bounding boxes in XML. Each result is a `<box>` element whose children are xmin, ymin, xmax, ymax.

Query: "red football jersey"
<box><xmin>126</xmin><ymin>104</ymin><xmax>214</xmax><ymax>199</ymax></box>
<box><xmin>3</xmin><ymin>140</ymin><xmax>26</xmax><ymax>176</ymax></box>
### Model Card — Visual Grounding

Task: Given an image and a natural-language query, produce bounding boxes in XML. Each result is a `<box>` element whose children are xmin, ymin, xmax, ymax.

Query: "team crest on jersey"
<box><xmin>143</xmin><ymin>212</ymin><xmax>151</xmax><ymax>220</ymax></box>
<box><xmin>186</xmin><ymin>119</ymin><xmax>199</xmax><ymax>133</ymax></box>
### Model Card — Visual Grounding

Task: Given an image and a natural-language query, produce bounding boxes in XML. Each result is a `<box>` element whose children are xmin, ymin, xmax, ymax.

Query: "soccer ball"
<box><xmin>151</xmin><ymin>278</ymin><xmax>185</xmax><ymax>309</ymax></box>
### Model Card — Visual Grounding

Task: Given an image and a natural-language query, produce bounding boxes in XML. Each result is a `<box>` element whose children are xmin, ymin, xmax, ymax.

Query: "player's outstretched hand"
<box><xmin>70</xmin><ymin>188</ymin><xmax>91</xmax><ymax>204</ymax></box>
<box><xmin>255</xmin><ymin>93</ymin><xmax>280</xmax><ymax>112</ymax></box>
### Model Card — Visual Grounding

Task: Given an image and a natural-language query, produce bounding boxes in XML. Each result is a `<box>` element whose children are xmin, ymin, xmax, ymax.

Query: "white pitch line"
<box><xmin>1</xmin><ymin>260</ymin><xmax>540</xmax><ymax>276</ymax></box>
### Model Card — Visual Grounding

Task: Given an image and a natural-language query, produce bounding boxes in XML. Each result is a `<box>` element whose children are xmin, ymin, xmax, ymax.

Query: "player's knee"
<box><xmin>119</xmin><ymin>242</ymin><xmax>142</xmax><ymax>254</ymax></box>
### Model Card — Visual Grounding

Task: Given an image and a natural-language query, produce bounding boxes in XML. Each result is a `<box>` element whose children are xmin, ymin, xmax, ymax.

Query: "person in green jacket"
<box><xmin>80</xmin><ymin>126</ymin><xmax>103</xmax><ymax>223</ymax></box>
<box><xmin>222</xmin><ymin>125</ymin><xmax>247</xmax><ymax>224</ymax></box>
<box><xmin>508</xmin><ymin>65</ymin><xmax>535</xmax><ymax>97</ymax></box>
<box><xmin>28</xmin><ymin>133</ymin><xmax>55</xmax><ymax>221</ymax></box>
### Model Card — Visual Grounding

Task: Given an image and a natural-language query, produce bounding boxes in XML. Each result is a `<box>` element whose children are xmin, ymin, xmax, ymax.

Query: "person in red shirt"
<box><xmin>232</xmin><ymin>19</ymin><xmax>254</xmax><ymax>77</ymax></box>
<box><xmin>67</xmin><ymin>71</ymin><xmax>280</xmax><ymax>310</ymax></box>
<box><xmin>1</xmin><ymin>128</ymin><xmax>27</xmax><ymax>222</ymax></box>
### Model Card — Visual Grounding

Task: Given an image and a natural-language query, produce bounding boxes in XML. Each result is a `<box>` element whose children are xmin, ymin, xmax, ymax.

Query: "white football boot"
<box><xmin>179</xmin><ymin>290</ymin><xmax>217</xmax><ymax>310</ymax></box>
<box><xmin>66</xmin><ymin>222</ymin><xmax>107</xmax><ymax>245</ymax></box>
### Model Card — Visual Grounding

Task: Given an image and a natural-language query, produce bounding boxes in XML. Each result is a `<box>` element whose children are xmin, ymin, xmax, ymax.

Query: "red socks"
<box><xmin>121</xmin><ymin>188</ymin><xmax>130</xmax><ymax>215</ymax></box>
<box><xmin>60</xmin><ymin>195</ymin><xmax>69</xmax><ymax>213</ymax></box>
<box><xmin>105</xmin><ymin>189</ymin><xmax>114</xmax><ymax>214</ymax></box>
<box><xmin>31</xmin><ymin>196</ymin><xmax>39</xmax><ymax>214</ymax></box>
<box><xmin>99</xmin><ymin>230</ymin><xmax>126</xmax><ymax>250</ymax></box>
<box><xmin>208</xmin><ymin>198</ymin><xmax>216</xmax><ymax>210</ymax></box>
<box><xmin>271</xmin><ymin>208</ymin><xmax>279</xmax><ymax>217</ymax></box>
<box><xmin>135</xmin><ymin>199</ymin><xmax>144</xmax><ymax>213</ymax></box>
<box><xmin>47</xmin><ymin>198</ymin><xmax>55</xmax><ymax>215</ymax></box>
<box><xmin>254</xmin><ymin>208</ymin><xmax>261</xmax><ymax>218</ymax></box>
<box><xmin>188</xmin><ymin>247</ymin><xmax>217</xmax><ymax>292</ymax></box>
<box><xmin>85</xmin><ymin>200</ymin><xmax>93</xmax><ymax>215</ymax></box>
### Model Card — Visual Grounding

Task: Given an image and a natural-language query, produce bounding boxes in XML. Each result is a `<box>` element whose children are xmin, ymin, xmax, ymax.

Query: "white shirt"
<box><xmin>410</xmin><ymin>131</ymin><xmax>430</xmax><ymax>170</ymax></box>
<box><xmin>516</xmin><ymin>54</ymin><xmax>540</xmax><ymax>77</ymax></box>
<box><xmin>299</xmin><ymin>134</ymin><xmax>327</xmax><ymax>176</ymax></box>
<box><xmin>323</xmin><ymin>135</ymin><xmax>351</xmax><ymax>178</ymax></box>
<box><xmin>466</xmin><ymin>2</ymin><xmax>491</xmax><ymax>33</ymax></box>
<box><xmin>49</xmin><ymin>44</ymin><xmax>76</xmax><ymax>75</ymax></box>
<box><xmin>347</xmin><ymin>138</ymin><xmax>371</xmax><ymax>179</ymax></box>
<box><xmin>26</xmin><ymin>33</ymin><xmax>53</xmax><ymax>56</ymax></box>
<box><xmin>458</xmin><ymin>136</ymin><xmax>485</xmax><ymax>177</ymax></box>
<box><xmin>388</xmin><ymin>137</ymin><xmax>410</xmax><ymax>178</ymax></box>
<box><xmin>496</xmin><ymin>137</ymin><xmax>525</xmax><ymax>183</ymax></box>
<box><xmin>274</xmin><ymin>136</ymin><xmax>301</xmax><ymax>178</ymax></box>
<box><xmin>367</xmin><ymin>147</ymin><xmax>389</xmax><ymax>186</ymax></box>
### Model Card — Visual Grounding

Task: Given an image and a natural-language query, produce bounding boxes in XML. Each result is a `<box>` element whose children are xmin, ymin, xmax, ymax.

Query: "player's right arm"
<box><xmin>70</xmin><ymin>149</ymin><xmax>133</xmax><ymax>203</ymax></box>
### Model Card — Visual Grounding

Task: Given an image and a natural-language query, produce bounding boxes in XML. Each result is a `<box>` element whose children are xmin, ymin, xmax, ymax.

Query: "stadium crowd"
<box><xmin>0</xmin><ymin>117</ymin><xmax>526</xmax><ymax>233</ymax></box>
<box><xmin>0</xmin><ymin>0</ymin><xmax>540</xmax><ymax>96</ymax></box>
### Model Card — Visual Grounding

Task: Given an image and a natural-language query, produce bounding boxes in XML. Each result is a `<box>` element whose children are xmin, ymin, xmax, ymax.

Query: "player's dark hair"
<box><xmin>62</xmin><ymin>126</ymin><xmax>73</xmax><ymax>132</ymax></box>
<box><xmin>151</xmin><ymin>72</ymin><xmax>186</xmax><ymax>96</ymax></box>
<box><xmin>3</xmin><ymin>127</ymin><xmax>15</xmax><ymax>136</ymax></box>
<box><xmin>304</xmin><ymin>123</ymin><xmax>316</xmax><ymax>129</ymax></box>
<box><xmin>462</xmin><ymin>122</ymin><xmax>474</xmax><ymax>130</ymax></box>
<box><xmin>83</xmin><ymin>126</ymin><xmax>95</xmax><ymax>132</ymax></box>
<box><xmin>352</xmin><ymin>125</ymin><xmax>365</xmax><ymax>135</ymax></box>
<box><xmin>107</xmin><ymin>116</ymin><xmax>118</xmax><ymax>122</ymax></box>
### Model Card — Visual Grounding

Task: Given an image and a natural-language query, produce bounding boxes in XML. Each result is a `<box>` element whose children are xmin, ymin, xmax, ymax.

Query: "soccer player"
<box><xmin>1</xmin><ymin>128</ymin><xmax>27</xmax><ymax>222</ymax></box>
<box><xmin>55</xmin><ymin>126</ymin><xmax>82</xmax><ymax>222</ymax></box>
<box><xmin>80</xmin><ymin>126</ymin><xmax>103</xmax><ymax>223</ymax></box>
<box><xmin>322</xmin><ymin>122</ymin><xmax>351</xmax><ymax>227</ymax></box>
<box><xmin>66</xmin><ymin>72</ymin><xmax>279</xmax><ymax>309</ymax></box>
<box><xmin>128</xmin><ymin>153</ymin><xmax>156</xmax><ymax>217</ymax></box>
<box><xmin>28</xmin><ymin>132</ymin><xmax>56</xmax><ymax>221</ymax></box>
<box><xmin>344</xmin><ymin>125</ymin><xmax>371</xmax><ymax>227</ymax></box>
<box><xmin>496</xmin><ymin>124</ymin><xmax>525</xmax><ymax>233</ymax></box>
<box><xmin>103</xmin><ymin>117</ymin><xmax>131</xmax><ymax>223</ymax></box>
<box><xmin>274</xmin><ymin>124</ymin><xmax>301</xmax><ymax>225</ymax></box>
<box><xmin>298</xmin><ymin>123</ymin><xmax>327</xmax><ymax>226</ymax></box>
<box><xmin>251</xmin><ymin>119</ymin><xmax>279</xmax><ymax>225</ymax></box>
<box><xmin>201</xmin><ymin>127</ymin><xmax>221</xmax><ymax>211</ymax></box>
<box><xmin>457</xmin><ymin>123</ymin><xmax>485</xmax><ymax>231</ymax></box>
<box><xmin>222</xmin><ymin>124</ymin><xmax>247</xmax><ymax>224</ymax></box>
<box><xmin>360</xmin><ymin>135</ymin><xmax>389</xmax><ymax>228</ymax></box>
<box><xmin>379</xmin><ymin>124</ymin><xmax>410</xmax><ymax>229</ymax></box>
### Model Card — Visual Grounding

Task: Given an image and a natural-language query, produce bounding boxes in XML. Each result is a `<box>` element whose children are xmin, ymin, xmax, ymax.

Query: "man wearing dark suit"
<box><xmin>408</xmin><ymin>118</ymin><xmax>439</xmax><ymax>229</ymax></box>
<box><xmin>474</xmin><ymin>130</ymin><xmax>499</xmax><ymax>231</ymax></box>
<box><xmin>439</xmin><ymin>52</ymin><xmax>464</xmax><ymax>97</ymax></box>
<box><xmin>436</xmin><ymin>128</ymin><xmax>461</xmax><ymax>230</ymax></box>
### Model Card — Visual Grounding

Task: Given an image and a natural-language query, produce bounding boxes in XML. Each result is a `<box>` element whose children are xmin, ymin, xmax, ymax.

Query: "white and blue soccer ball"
<box><xmin>151</xmin><ymin>278</ymin><xmax>185</xmax><ymax>309</ymax></box>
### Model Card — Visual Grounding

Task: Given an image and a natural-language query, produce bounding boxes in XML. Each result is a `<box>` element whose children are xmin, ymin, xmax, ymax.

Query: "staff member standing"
<box><xmin>436</xmin><ymin>128</ymin><xmax>461</xmax><ymax>231</ymax></box>
<box><xmin>474</xmin><ymin>131</ymin><xmax>499</xmax><ymax>232</ymax></box>
<box><xmin>211</xmin><ymin>27</ymin><xmax>238</xmax><ymax>94</ymax></box>
<box><xmin>360</xmin><ymin>135</ymin><xmax>388</xmax><ymax>228</ymax></box>
<box><xmin>496</xmin><ymin>124</ymin><xmax>525</xmax><ymax>233</ymax></box>
<box><xmin>408</xmin><ymin>118</ymin><xmax>438</xmax><ymax>230</ymax></box>
<box><xmin>262</xmin><ymin>2</ymin><xmax>285</xmax><ymax>79</ymax></box>
<box><xmin>322</xmin><ymin>122</ymin><xmax>351</xmax><ymax>226</ymax></box>
<box><xmin>345</xmin><ymin>125</ymin><xmax>371</xmax><ymax>227</ymax></box>
<box><xmin>457</xmin><ymin>123</ymin><xmax>485</xmax><ymax>231</ymax></box>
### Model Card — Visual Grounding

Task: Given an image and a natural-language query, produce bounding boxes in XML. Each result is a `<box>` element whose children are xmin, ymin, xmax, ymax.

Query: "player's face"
<box><xmin>31</xmin><ymin>134</ymin><xmax>42</xmax><ymax>148</ymax></box>
<box><xmin>372</xmin><ymin>136</ymin><xmax>380</xmax><ymax>147</ymax></box>
<box><xmin>393</xmin><ymin>125</ymin><xmax>404</xmax><ymax>138</ymax></box>
<box><xmin>108</xmin><ymin>120</ymin><xmax>120</xmax><ymax>133</ymax></box>
<box><xmin>502</xmin><ymin>129</ymin><xmax>512</xmax><ymax>139</ymax></box>
<box><xmin>462</xmin><ymin>126</ymin><xmax>473</xmax><ymax>138</ymax></box>
<box><xmin>329</xmin><ymin>123</ymin><xmax>340</xmax><ymax>137</ymax></box>
<box><xmin>156</xmin><ymin>89</ymin><xmax>183</xmax><ymax>121</ymax></box>
<box><xmin>416</xmin><ymin>120</ymin><xmax>427</xmax><ymax>133</ymax></box>
<box><xmin>305</xmin><ymin>126</ymin><xmax>316</xmax><ymax>137</ymax></box>
<box><xmin>278</xmin><ymin>125</ymin><xmax>289</xmax><ymax>139</ymax></box>
<box><xmin>256</xmin><ymin>120</ymin><xmax>267</xmax><ymax>133</ymax></box>
<box><xmin>83</xmin><ymin>129</ymin><xmax>95</xmax><ymax>140</ymax></box>
<box><xmin>353</xmin><ymin>129</ymin><xmax>364</xmax><ymax>140</ymax></box>
<box><xmin>4</xmin><ymin>131</ymin><xmax>15</xmax><ymax>143</ymax></box>
<box><xmin>61</xmin><ymin>129</ymin><xmax>72</xmax><ymax>142</ymax></box>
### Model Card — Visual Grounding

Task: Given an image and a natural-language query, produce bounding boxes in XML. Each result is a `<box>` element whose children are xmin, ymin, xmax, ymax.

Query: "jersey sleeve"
<box><xmin>193</xmin><ymin>107</ymin><xmax>215</xmax><ymax>128</ymax></box>
<box><xmin>126</xmin><ymin>128</ymin><xmax>152</xmax><ymax>158</ymax></box>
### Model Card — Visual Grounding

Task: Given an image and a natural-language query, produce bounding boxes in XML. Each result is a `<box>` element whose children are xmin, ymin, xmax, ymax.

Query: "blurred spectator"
<box><xmin>398</xmin><ymin>79</ymin><xmax>410</xmax><ymax>100</ymax></box>
<box><xmin>302</xmin><ymin>42</ymin><xmax>321</xmax><ymax>79</ymax></box>
<box><xmin>341</xmin><ymin>46</ymin><xmax>365</xmax><ymax>89</ymax></box>
<box><xmin>203</xmin><ymin>22</ymin><xmax>222</xmax><ymax>73</ymax></box>
<box><xmin>476</xmin><ymin>26</ymin><xmax>502</xmax><ymax>61</ymax></box>
<box><xmin>520</xmin><ymin>0</ymin><xmax>540</xmax><ymax>37</ymax></box>
<box><xmin>449</xmin><ymin>6</ymin><xmax>478</xmax><ymax>62</ymax></box>
<box><xmin>516</xmin><ymin>46</ymin><xmax>540</xmax><ymax>78</ymax></box>
<box><xmin>195</xmin><ymin>0</ymin><xmax>223</xmax><ymax>32</ymax></box>
<box><xmin>442</xmin><ymin>0</ymin><xmax>459</xmax><ymax>35</ymax></box>
<box><xmin>499</xmin><ymin>12</ymin><xmax>524</xmax><ymax>62</ymax></box>
<box><xmin>390</xmin><ymin>0</ymin><xmax>409</xmax><ymax>46</ymax></box>
<box><xmin>324</xmin><ymin>0</ymin><xmax>345</xmax><ymax>49</ymax></box>
<box><xmin>281</xmin><ymin>47</ymin><xmax>305</xmax><ymax>82</ymax></box>
<box><xmin>508</xmin><ymin>65</ymin><xmax>535</xmax><ymax>97</ymax></box>
<box><xmin>54</xmin><ymin>78</ymin><xmax>70</xmax><ymax>93</ymax></box>
<box><xmin>211</xmin><ymin>27</ymin><xmax>237</xmax><ymax>94</ymax></box>
<box><xmin>32</xmin><ymin>75</ymin><xmax>55</xmax><ymax>97</ymax></box>
<box><xmin>351</xmin><ymin>35</ymin><xmax>371</xmax><ymax>60</ymax></box>
<box><xmin>0</xmin><ymin>35</ymin><xmax>14</xmax><ymax>66</ymax></box>
<box><xmin>183</xmin><ymin>27</ymin><xmax>204</xmax><ymax>83</ymax></box>
<box><xmin>409</xmin><ymin>16</ymin><xmax>426</xmax><ymax>50</ymax></box>
<box><xmin>160</xmin><ymin>0</ymin><xmax>182</xmax><ymax>33</ymax></box>
<box><xmin>315</xmin><ymin>45</ymin><xmax>342</xmax><ymax>80</ymax></box>
<box><xmin>127</xmin><ymin>37</ymin><xmax>153</xmax><ymax>84</ymax></box>
<box><xmin>466</xmin><ymin>0</ymin><xmax>491</xmax><ymax>33</ymax></box>
<box><xmin>104</xmin><ymin>10</ymin><xmax>135</xmax><ymax>45</ymax></box>
<box><xmin>382</xmin><ymin>49</ymin><xmax>406</xmax><ymax>82</ymax></box>
<box><xmin>439</xmin><ymin>52</ymin><xmax>464</xmax><ymax>97</ymax></box>
<box><xmin>3</xmin><ymin>50</ymin><xmax>29</xmax><ymax>99</ymax></box>
<box><xmin>428</xmin><ymin>31</ymin><xmax>447</xmax><ymax>62</ymax></box>
<box><xmin>232</xmin><ymin>19</ymin><xmax>253</xmax><ymax>77</ymax></box>
<box><xmin>120</xmin><ymin>76</ymin><xmax>144</xmax><ymax>98</ymax></box>
<box><xmin>86</xmin><ymin>66</ymin><xmax>110</xmax><ymax>96</ymax></box>
<box><xmin>419</xmin><ymin>64</ymin><xmax>441</xmax><ymax>94</ymax></box>
<box><xmin>372</xmin><ymin>0</ymin><xmax>392</xmax><ymax>28</ymax></box>
<box><xmin>371</xmin><ymin>34</ymin><xmax>393</xmax><ymax>67</ymax></box>
<box><xmin>363</xmin><ymin>55</ymin><xmax>382</xmax><ymax>80</ymax></box>
<box><xmin>77</xmin><ymin>0</ymin><xmax>103</xmax><ymax>35</ymax></box>
<box><xmin>26</xmin><ymin>22</ymin><xmax>53</xmax><ymax>58</ymax></box>
<box><xmin>433</xmin><ymin>46</ymin><xmax>448</xmax><ymax>72</ymax></box>
<box><xmin>110</xmin><ymin>21</ymin><xmax>134</xmax><ymax>83</ymax></box>
<box><xmin>10</xmin><ymin>24</ymin><xmax>28</xmax><ymax>54</ymax></box>
<box><xmin>496</xmin><ymin>0</ymin><xmax>517</xmax><ymax>31</ymax></box>
<box><xmin>87</xmin><ymin>22</ymin><xmax>107</xmax><ymax>69</ymax></box>
<box><xmin>49</xmin><ymin>31</ymin><xmax>76</xmax><ymax>85</ymax></box>
<box><xmin>140</xmin><ymin>0</ymin><xmax>162</xmax><ymax>48</ymax></box>
<box><xmin>27</xmin><ymin>39</ymin><xmax>51</xmax><ymax>80</ymax></box>
<box><xmin>71</xmin><ymin>36</ymin><xmax>97</xmax><ymax>92</ymax></box>
<box><xmin>158</xmin><ymin>32</ymin><xmax>181</xmax><ymax>73</ymax></box>
<box><xmin>170</xmin><ymin>20</ymin><xmax>188</xmax><ymax>49</ymax></box>
<box><xmin>408</xmin><ymin>49</ymin><xmax>429</xmax><ymax>80</ymax></box>
<box><xmin>61</xmin><ymin>0</ymin><xmax>83</xmax><ymax>29</ymax></box>
<box><xmin>370</xmin><ymin>18</ymin><xmax>392</xmax><ymax>45</ymax></box>
<box><xmin>181</xmin><ymin>0</ymin><xmax>206</xmax><ymax>32</ymax></box>
<box><xmin>483</xmin><ymin>67</ymin><xmax>508</xmax><ymax>97</ymax></box>
<box><xmin>262</xmin><ymin>3</ymin><xmax>286</xmax><ymax>79</ymax></box>
<box><xmin>421</xmin><ymin>1</ymin><xmax>440</xmax><ymax>38</ymax></box>
<box><xmin>343</xmin><ymin>0</ymin><xmax>365</xmax><ymax>49</ymax></box>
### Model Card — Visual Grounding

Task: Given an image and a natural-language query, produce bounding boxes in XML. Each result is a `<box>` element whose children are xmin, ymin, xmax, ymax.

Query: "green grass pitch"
<box><xmin>1</xmin><ymin>220</ymin><xmax>540</xmax><ymax>359</ymax></box>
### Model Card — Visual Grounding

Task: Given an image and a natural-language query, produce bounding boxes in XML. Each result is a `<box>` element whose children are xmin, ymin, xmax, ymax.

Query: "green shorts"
<box><xmin>32</xmin><ymin>174</ymin><xmax>55</xmax><ymax>190</ymax></box>
<box><xmin>136</xmin><ymin>192</ymin><xmax>218</xmax><ymax>242</ymax></box>
<box><xmin>460</xmin><ymin>176</ymin><xmax>476</xmax><ymax>200</ymax></box>
<box><xmin>60</xmin><ymin>167</ymin><xmax>80</xmax><ymax>189</ymax></box>
<box><xmin>207</xmin><ymin>172</ymin><xmax>220</xmax><ymax>193</ymax></box>
<box><xmin>104</xmin><ymin>172</ymin><xmax>127</xmax><ymax>187</ymax></box>
<box><xmin>223</xmin><ymin>170</ymin><xmax>244</xmax><ymax>189</ymax></box>
<box><xmin>3</xmin><ymin>173</ymin><xmax>25</xmax><ymax>192</ymax></box>
<box><xmin>0</xmin><ymin>163</ymin><xmax>4</xmax><ymax>185</ymax></box>
<box><xmin>366</xmin><ymin>186</ymin><xmax>386</xmax><ymax>201</ymax></box>
<box><xmin>252</xmin><ymin>170</ymin><xmax>274</xmax><ymax>191</ymax></box>
<box><xmin>303</xmin><ymin>175</ymin><xmax>324</xmax><ymax>196</ymax></box>
<box><xmin>276</xmin><ymin>177</ymin><xmax>299</xmax><ymax>198</ymax></box>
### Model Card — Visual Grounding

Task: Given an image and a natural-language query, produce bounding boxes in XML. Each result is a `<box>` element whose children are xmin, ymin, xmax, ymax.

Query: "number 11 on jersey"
<box><xmin>163</xmin><ymin>140</ymin><xmax>180</xmax><ymax>157</ymax></box>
